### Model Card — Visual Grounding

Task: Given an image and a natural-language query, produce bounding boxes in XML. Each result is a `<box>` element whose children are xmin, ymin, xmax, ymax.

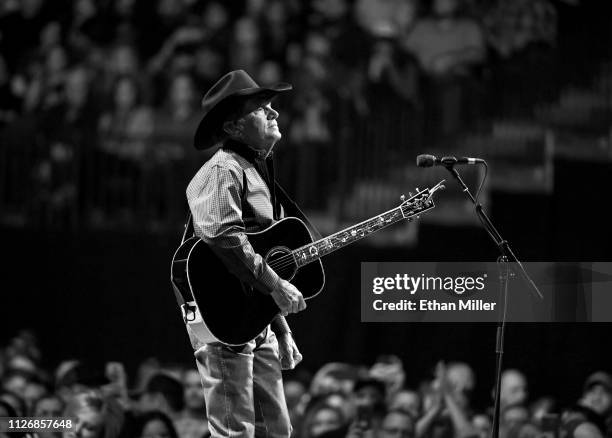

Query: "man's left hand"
<box><xmin>277</xmin><ymin>333</ymin><xmax>302</xmax><ymax>370</ymax></box>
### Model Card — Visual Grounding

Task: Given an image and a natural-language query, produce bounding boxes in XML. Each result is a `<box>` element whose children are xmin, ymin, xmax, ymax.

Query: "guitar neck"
<box><xmin>292</xmin><ymin>206</ymin><xmax>412</xmax><ymax>267</ymax></box>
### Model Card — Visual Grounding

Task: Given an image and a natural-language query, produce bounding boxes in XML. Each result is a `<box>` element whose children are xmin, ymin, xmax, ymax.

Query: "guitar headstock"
<box><xmin>399</xmin><ymin>180</ymin><xmax>445</xmax><ymax>219</ymax></box>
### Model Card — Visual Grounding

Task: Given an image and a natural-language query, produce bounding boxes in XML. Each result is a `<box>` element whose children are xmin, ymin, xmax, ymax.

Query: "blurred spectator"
<box><xmin>284</xmin><ymin>30</ymin><xmax>337</xmax><ymax>208</ymax></box>
<box><xmin>471</xmin><ymin>413</ymin><xmax>491</xmax><ymax>438</ymax></box>
<box><xmin>35</xmin><ymin>65</ymin><xmax>99</xmax><ymax>226</ymax></box>
<box><xmin>54</xmin><ymin>360</ymin><xmax>128</xmax><ymax>409</ymax></box>
<box><xmin>0</xmin><ymin>399</ymin><xmax>24</xmax><ymax>438</ymax></box>
<box><xmin>2</xmin><ymin>368</ymin><xmax>30</xmax><ymax>398</ymax></box>
<box><xmin>300</xmin><ymin>400</ymin><xmax>346</xmax><ymax>438</ymax></box>
<box><xmin>63</xmin><ymin>389</ymin><xmax>125</xmax><ymax>438</ymax></box>
<box><xmin>98</xmin><ymin>74</ymin><xmax>153</xmax><ymax>161</ymax></box>
<box><xmin>529</xmin><ymin>397</ymin><xmax>556</xmax><ymax>428</ymax></box>
<box><xmin>402</xmin><ymin>0</ymin><xmax>485</xmax><ymax>138</ymax></box>
<box><xmin>370</xmin><ymin>355</ymin><xmax>407</xmax><ymax>403</ymax></box>
<box><xmin>417</xmin><ymin>362</ymin><xmax>477</xmax><ymax>438</ymax></box>
<box><xmin>39</xmin><ymin>20</ymin><xmax>63</xmax><ymax>54</ymax></box>
<box><xmin>309</xmin><ymin>0</ymin><xmax>371</xmax><ymax>108</ymax></box>
<box><xmin>104</xmin><ymin>43</ymin><xmax>142</xmax><ymax>84</ymax></box>
<box><xmin>444</xmin><ymin>362</ymin><xmax>475</xmax><ymax>412</ymax></box>
<box><xmin>353</xmin><ymin>376</ymin><xmax>387</xmax><ymax>410</ymax></box>
<box><xmin>0</xmin><ymin>390</ymin><xmax>28</xmax><ymax>417</ymax></box>
<box><xmin>482</xmin><ymin>0</ymin><xmax>559</xmax><ymax>116</ymax></box>
<box><xmin>174</xmin><ymin>369</ymin><xmax>208</xmax><ymax>438</ymax></box>
<box><xmin>309</xmin><ymin>362</ymin><xmax>359</xmax><ymax>397</ymax></box>
<box><xmin>192</xmin><ymin>45</ymin><xmax>225</xmax><ymax>91</ymax></box>
<box><xmin>228</xmin><ymin>17</ymin><xmax>262</xmax><ymax>74</ymax></box>
<box><xmin>32</xmin><ymin>393</ymin><xmax>65</xmax><ymax>416</ymax></box>
<box><xmin>389</xmin><ymin>390</ymin><xmax>422</xmax><ymax>419</ymax></box>
<box><xmin>379</xmin><ymin>409</ymin><xmax>417</xmax><ymax>438</ymax></box>
<box><xmin>0</xmin><ymin>54</ymin><xmax>21</xmax><ymax>125</ymax></box>
<box><xmin>16</xmin><ymin>43</ymin><xmax>69</xmax><ymax>114</ymax></box>
<box><xmin>258</xmin><ymin>0</ymin><xmax>286</xmax><ymax>56</ymax></box>
<box><xmin>67</xmin><ymin>0</ymin><xmax>115</xmax><ymax>58</ymax></box>
<box><xmin>143</xmin><ymin>72</ymin><xmax>200</xmax><ymax>226</ymax></box>
<box><xmin>402</xmin><ymin>0</ymin><xmax>485</xmax><ymax>76</ymax></box>
<box><xmin>147</xmin><ymin>24</ymin><xmax>205</xmax><ymax>94</ymax></box>
<box><xmin>22</xmin><ymin>377</ymin><xmax>49</xmax><ymax>413</ymax></box>
<box><xmin>561</xmin><ymin>372</ymin><xmax>612</xmax><ymax>438</ymax></box>
<box><xmin>198</xmin><ymin>1</ymin><xmax>231</xmax><ymax>51</ymax></box>
<box><xmin>105</xmin><ymin>0</ymin><xmax>144</xmax><ymax>46</ymax></box>
<box><xmin>32</xmin><ymin>394</ymin><xmax>66</xmax><ymax>438</ymax></box>
<box><xmin>356</xmin><ymin>0</ymin><xmax>417</xmax><ymax>38</ymax></box>
<box><xmin>131</xmin><ymin>358</ymin><xmax>163</xmax><ymax>398</ymax></box>
<box><xmin>283</xmin><ymin>377</ymin><xmax>310</xmax><ymax>434</ymax></box>
<box><xmin>101</xmin><ymin>362</ymin><xmax>130</xmax><ymax>411</ymax></box>
<box><xmin>483</xmin><ymin>0</ymin><xmax>557</xmax><ymax>59</ymax></box>
<box><xmin>138</xmin><ymin>0</ymin><xmax>189</xmax><ymax>60</ymax></box>
<box><xmin>138</xmin><ymin>373</ymin><xmax>184</xmax><ymax>422</ymax></box>
<box><xmin>150</xmin><ymin>72</ymin><xmax>199</xmax><ymax>163</ymax></box>
<box><xmin>499</xmin><ymin>369</ymin><xmax>528</xmax><ymax>411</ymax></box>
<box><xmin>499</xmin><ymin>403</ymin><xmax>539</xmax><ymax>438</ymax></box>
<box><xmin>134</xmin><ymin>411</ymin><xmax>179</xmax><ymax>438</ymax></box>
<box><xmin>367</xmin><ymin>38</ymin><xmax>420</xmax><ymax>104</ymax></box>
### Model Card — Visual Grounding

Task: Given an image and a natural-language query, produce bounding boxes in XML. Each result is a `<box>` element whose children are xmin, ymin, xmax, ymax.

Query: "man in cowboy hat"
<box><xmin>185</xmin><ymin>70</ymin><xmax>307</xmax><ymax>437</ymax></box>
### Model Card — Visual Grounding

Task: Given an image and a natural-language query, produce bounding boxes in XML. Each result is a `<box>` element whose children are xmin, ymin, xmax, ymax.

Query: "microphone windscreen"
<box><xmin>416</xmin><ymin>154</ymin><xmax>436</xmax><ymax>167</ymax></box>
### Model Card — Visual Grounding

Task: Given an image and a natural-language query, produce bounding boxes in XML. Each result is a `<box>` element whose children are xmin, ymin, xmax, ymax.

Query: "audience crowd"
<box><xmin>1</xmin><ymin>330</ymin><xmax>611</xmax><ymax>438</ymax></box>
<box><xmin>0</xmin><ymin>0</ymin><xmax>564</xmax><ymax>225</ymax></box>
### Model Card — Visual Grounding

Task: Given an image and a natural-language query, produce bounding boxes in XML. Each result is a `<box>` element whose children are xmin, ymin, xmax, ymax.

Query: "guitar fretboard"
<box><xmin>292</xmin><ymin>201</ymin><xmax>432</xmax><ymax>267</ymax></box>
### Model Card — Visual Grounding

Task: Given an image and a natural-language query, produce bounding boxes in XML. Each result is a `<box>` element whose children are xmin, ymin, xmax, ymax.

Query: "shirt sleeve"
<box><xmin>187</xmin><ymin>163</ymin><xmax>282</xmax><ymax>294</ymax></box>
<box><xmin>271</xmin><ymin>315</ymin><xmax>291</xmax><ymax>336</ymax></box>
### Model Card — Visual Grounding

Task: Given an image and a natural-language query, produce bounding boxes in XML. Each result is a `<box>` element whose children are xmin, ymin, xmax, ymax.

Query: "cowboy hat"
<box><xmin>193</xmin><ymin>69</ymin><xmax>292</xmax><ymax>150</ymax></box>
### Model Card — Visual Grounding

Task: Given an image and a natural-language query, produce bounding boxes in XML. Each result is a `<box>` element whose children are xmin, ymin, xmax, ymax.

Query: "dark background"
<box><xmin>2</xmin><ymin>0</ymin><xmax>612</xmax><ymax>414</ymax></box>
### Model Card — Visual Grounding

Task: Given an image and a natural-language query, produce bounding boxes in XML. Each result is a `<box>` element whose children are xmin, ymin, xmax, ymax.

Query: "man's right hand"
<box><xmin>270</xmin><ymin>279</ymin><xmax>306</xmax><ymax>316</ymax></box>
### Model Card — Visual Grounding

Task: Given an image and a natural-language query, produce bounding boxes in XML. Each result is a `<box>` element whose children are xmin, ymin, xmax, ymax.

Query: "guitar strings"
<box><xmin>265</xmin><ymin>205</ymin><xmax>417</xmax><ymax>273</ymax></box>
<box><xmin>266</xmin><ymin>222</ymin><xmax>375</xmax><ymax>271</ymax></box>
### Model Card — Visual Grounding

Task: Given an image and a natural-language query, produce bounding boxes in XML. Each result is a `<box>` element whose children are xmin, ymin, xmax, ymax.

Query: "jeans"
<box><xmin>193</xmin><ymin>327</ymin><xmax>292</xmax><ymax>438</ymax></box>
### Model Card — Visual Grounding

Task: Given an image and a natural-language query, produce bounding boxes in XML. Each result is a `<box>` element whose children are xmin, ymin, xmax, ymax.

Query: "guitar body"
<box><xmin>171</xmin><ymin>217</ymin><xmax>325</xmax><ymax>346</ymax></box>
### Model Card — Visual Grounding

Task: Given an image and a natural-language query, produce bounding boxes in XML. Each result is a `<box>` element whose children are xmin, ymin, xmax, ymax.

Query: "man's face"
<box><xmin>380</xmin><ymin>412</ymin><xmax>415</xmax><ymax>438</ymax></box>
<box><xmin>34</xmin><ymin>397</ymin><xmax>64</xmax><ymax>417</ymax></box>
<box><xmin>65</xmin><ymin>407</ymin><xmax>105</xmax><ymax>438</ymax></box>
<box><xmin>500</xmin><ymin>371</ymin><xmax>527</xmax><ymax>407</ymax></box>
<box><xmin>354</xmin><ymin>385</ymin><xmax>384</xmax><ymax>408</ymax></box>
<box><xmin>235</xmin><ymin>101</ymin><xmax>281</xmax><ymax>150</ymax></box>
<box><xmin>309</xmin><ymin>408</ymin><xmax>343</xmax><ymax>437</ymax></box>
<box><xmin>446</xmin><ymin>364</ymin><xmax>475</xmax><ymax>409</ymax></box>
<box><xmin>584</xmin><ymin>385</ymin><xmax>612</xmax><ymax>415</ymax></box>
<box><xmin>389</xmin><ymin>390</ymin><xmax>421</xmax><ymax>418</ymax></box>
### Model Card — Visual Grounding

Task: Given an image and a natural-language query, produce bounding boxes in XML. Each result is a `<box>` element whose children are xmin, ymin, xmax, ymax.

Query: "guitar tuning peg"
<box><xmin>416</xmin><ymin>187</ymin><xmax>420</xmax><ymax>192</ymax></box>
<box><xmin>408</xmin><ymin>192</ymin><xmax>413</xmax><ymax>197</ymax></box>
<box><xmin>400</xmin><ymin>194</ymin><xmax>406</xmax><ymax>202</ymax></box>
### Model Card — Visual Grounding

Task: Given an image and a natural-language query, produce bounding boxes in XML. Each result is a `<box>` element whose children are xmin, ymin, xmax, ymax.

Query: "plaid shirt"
<box><xmin>186</xmin><ymin>144</ymin><xmax>283</xmax><ymax>295</ymax></box>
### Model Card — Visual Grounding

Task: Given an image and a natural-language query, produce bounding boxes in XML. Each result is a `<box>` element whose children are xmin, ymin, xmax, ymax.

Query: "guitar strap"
<box><xmin>274</xmin><ymin>182</ymin><xmax>322</xmax><ymax>240</ymax></box>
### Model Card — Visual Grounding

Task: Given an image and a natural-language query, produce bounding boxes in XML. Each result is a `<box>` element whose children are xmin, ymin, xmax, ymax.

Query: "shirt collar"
<box><xmin>224</xmin><ymin>138</ymin><xmax>271</xmax><ymax>162</ymax></box>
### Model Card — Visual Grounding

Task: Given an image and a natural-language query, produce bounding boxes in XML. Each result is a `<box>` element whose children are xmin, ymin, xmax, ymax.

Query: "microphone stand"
<box><xmin>442</xmin><ymin>163</ymin><xmax>543</xmax><ymax>438</ymax></box>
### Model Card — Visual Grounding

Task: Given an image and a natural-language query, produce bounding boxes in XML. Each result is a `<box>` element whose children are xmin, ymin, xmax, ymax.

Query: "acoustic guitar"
<box><xmin>171</xmin><ymin>180</ymin><xmax>445</xmax><ymax>345</ymax></box>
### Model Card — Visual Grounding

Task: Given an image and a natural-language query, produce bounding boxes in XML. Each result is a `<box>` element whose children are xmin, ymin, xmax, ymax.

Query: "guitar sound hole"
<box><xmin>266</xmin><ymin>247</ymin><xmax>297</xmax><ymax>281</ymax></box>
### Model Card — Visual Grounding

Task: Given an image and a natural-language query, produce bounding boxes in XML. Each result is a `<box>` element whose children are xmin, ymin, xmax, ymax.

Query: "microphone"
<box><xmin>416</xmin><ymin>154</ymin><xmax>485</xmax><ymax>167</ymax></box>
